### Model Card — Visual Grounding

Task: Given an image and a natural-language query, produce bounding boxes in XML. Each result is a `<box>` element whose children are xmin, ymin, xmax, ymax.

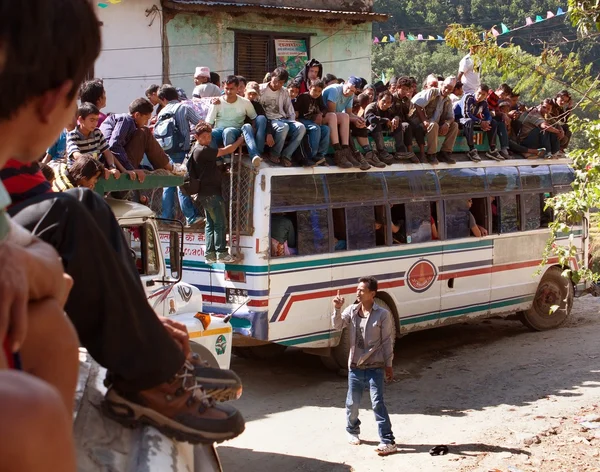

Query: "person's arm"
<box><xmin>470</xmin><ymin>212</ymin><xmax>483</xmax><ymax>237</ymax></box>
<box><xmin>286</xmin><ymin>219</ymin><xmax>296</xmax><ymax>248</ymax></box>
<box><xmin>465</xmin><ymin>96</ymin><xmax>480</xmax><ymax>122</ymax></box>
<box><xmin>205</xmin><ymin>104</ymin><xmax>217</xmax><ymax>127</ymax></box>
<box><xmin>66</xmin><ymin>133</ymin><xmax>81</xmax><ymax>160</ymax></box>
<box><xmin>245</xmin><ymin>99</ymin><xmax>258</xmax><ymax>122</ymax></box>
<box><xmin>216</xmin><ymin>136</ymin><xmax>244</xmax><ymax>157</ymax></box>
<box><xmin>185</xmin><ymin>103</ymin><xmax>201</xmax><ymax>126</ymax></box>
<box><xmin>381</xmin><ymin>310</ymin><xmax>395</xmax><ymax>381</ymax></box>
<box><xmin>41</xmin><ymin>153</ymin><xmax>52</xmax><ymax>164</ymax></box>
<box><xmin>431</xmin><ymin>219</ymin><xmax>439</xmax><ymax>240</ymax></box>
<box><xmin>332</xmin><ymin>295</ymin><xmax>351</xmax><ymax>330</ymax></box>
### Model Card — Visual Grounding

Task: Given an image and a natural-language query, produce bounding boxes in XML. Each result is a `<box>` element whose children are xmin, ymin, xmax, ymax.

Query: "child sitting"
<box><xmin>51</xmin><ymin>154</ymin><xmax>105</xmax><ymax>192</ymax></box>
<box><xmin>67</xmin><ymin>102</ymin><xmax>136</xmax><ymax>181</ymax></box>
<box><xmin>43</xmin><ymin>114</ymin><xmax>77</xmax><ymax>163</ymax></box>
<box><xmin>245</xmin><ymin>81</ymin><xmax>275</xmax><ymax>159</ymax></box>
<box><xmin>294</xmin><ymin>79</ymin><xmax>330</xmax><ymax>166</ymax></box>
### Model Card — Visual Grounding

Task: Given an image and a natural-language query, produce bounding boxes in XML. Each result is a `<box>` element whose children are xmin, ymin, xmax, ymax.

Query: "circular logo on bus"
<box><xmin>406</xmin><ymin>259</ymin><xmax>438</xmax><ymax>293</ymax></box>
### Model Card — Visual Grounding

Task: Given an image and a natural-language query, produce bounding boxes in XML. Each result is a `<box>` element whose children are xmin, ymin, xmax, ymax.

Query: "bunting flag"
<box><xmin>491</xmin><ymin>27</ymin><xmax>500</xmax><ymax>36</ymax></box>
<box><xmin>526</xmin><ymin>16</ymin><xmax>534</xmax><ymax>25</ymax></box>
<box><xmin>389</xmin><ymin>34</ymin><xmax>396</xmax><ymax>42</ymax></box>
<box><xmin>382</xmin><ymin>35</ymin><xmax>389</xmax><ymax>42</ymax></box>
<box><xmin>108</xmin><ymin>0</ymin><xmax>122</xmax><ymax>3</ymax></box>
<box><xmin>408</xmin><ymin>34</ymin><xmax>416</xmax><ymax>40</ymax></box>
<box><xmin>501</xmin><ymin>23</ymin><xmax>510</xmax><ymax>33</ymax></box>
<box><xmin>400</xmin><ymin>31</ymin><xmax>406</xmax><ymax>41</ymax></box>
<box><xmin>547</xmin><ymin>10</ymin><xmax>555</xmax><ymax>18</ymax></box>
<box><xmin>428</xmin><ymin>35</ymin><xmax>436</xmax><ymax>40</ymax></box>
<box><xmin>437</xmin><ymin>35</ymin><xmax>444</xmax><ymax>40</ymax></box>
<box><xmin>557</xmin><ymin>7</ymin><xmax>565</xmax><ymax>14</ymax></box>
<box><xmin>535</xmin><ymin>15</ymin><xmax>544</xmax><ymax>22</ymax></box>
<box><xmin>98</xmin><ymin>2</ymin><xmax>109</xmax><ymax>6</ymax></box>
<box><xmin>373</xmin><ymin>37</ymin><xmax>380</xmax><ymax>44</ymax></box>
<box><xmin>417</xmin><ymin>34</ymin><xmax>424</xmax><ymax>40</ymax></box>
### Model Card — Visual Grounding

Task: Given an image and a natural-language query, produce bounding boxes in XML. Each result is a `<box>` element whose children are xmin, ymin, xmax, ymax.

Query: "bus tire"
<box><xmin>232</xmin><ymin>347</ymin><xmax>253</xmax><ymax>359</ymax></box>
<box><xmin>245</xmin><ymin>343</ymin><xmax>287</xmax><ymax>359</ymax></box>
<box><xmin>190</xmin><ymin>342</ymin><xmax>220</xmax><ymax>368</ymax></box>
<box><xmin>519</xmin><ymin>267</ymin><xmax>573</xmax><ymax>331</ymax></box>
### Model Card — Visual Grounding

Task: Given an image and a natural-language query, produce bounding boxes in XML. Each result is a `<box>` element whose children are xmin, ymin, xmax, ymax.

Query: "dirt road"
<box><xmin>219</xmin><ymin>297</ymin><xmax>600</xmax><ymax>472</ymax></box>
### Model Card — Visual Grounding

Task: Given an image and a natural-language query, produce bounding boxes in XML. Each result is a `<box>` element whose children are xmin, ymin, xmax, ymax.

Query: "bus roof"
<box><xmin>94</xmin><ymin>173</ymin><xmax>184</xmax><ymax>195</ymax></box>
<box><xmin>107</xmin><ymin>197</ymin><xmax>155</xmax><ymax>220</ymax></box>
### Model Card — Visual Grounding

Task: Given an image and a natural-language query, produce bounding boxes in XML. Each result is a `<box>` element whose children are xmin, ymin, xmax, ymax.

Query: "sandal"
<box><xmin>536</xmin><ymin>148</ymin><xmax>546</xmax><ymax>159</ymax></box>
<box><xmin>281</xmin><ymin>157</ymin><xmax>292</xmax><ymax>167</ymax></box>
<box><xmin>267</xmin><ymin>155</ymin><xmax>280</xmax><ymax>164</ymax></box>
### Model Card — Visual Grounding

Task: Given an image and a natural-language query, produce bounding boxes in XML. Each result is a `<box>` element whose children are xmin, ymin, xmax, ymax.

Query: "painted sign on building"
<box><xmin>274</xmin><ymin>39</ymin><xmax>308</xmax><ymax>80</ymax></box>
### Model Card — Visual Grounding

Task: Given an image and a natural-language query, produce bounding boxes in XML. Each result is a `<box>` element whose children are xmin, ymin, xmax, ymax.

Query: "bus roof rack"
<box><xmin>94</xmin><ymin>173</ymin><xmax>184</xmax><ymax>195</ymax></box>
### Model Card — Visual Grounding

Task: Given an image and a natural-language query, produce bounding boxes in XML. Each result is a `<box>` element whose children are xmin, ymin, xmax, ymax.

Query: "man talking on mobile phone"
<box><xmin>332</xmin><ymin>276</ymin><xmax>397</xmax><ymax>456</ymax></box>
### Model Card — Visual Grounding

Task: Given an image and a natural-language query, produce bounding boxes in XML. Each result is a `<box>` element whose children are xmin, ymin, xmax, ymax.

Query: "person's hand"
<box><xmin>211</xmin><ymin>98</ymin><xmax>221</xmax><ymax>105</ymax></box>
<box><xmin>355</xmin><ymin>119</ymin><xmax>366</xmax><ymax>129</ymax></box>
<box><xmin>159</xmin><ymin>316</ymin><xmax>191</xmax><ymax>359</ymax></box>
<box><xmin>333</xmin><ymin>290</ymin><xmax>345</xmax><ymax>310</ymax></box>
<box><xmin>480</xmin><ymin>121</ymin><xmax>491</xmax><ymax>131</ymax></box>
<box><xmin>0</xmin><ymin>242</ymin><xmax>29</xmax><ymax>353</ymax></box>
<box><xmin>109</xmin><ymin>168</ymin><xmax>121</xmax><ymax>179</ymax></box>
<box><xmin>125</xmin><ymin>170</ymin><xmax>137</xmax><ymax>181</ymax></box>
<box><xmin>266</xmin><ymin>134</ymin><xmax>275</xmax><ymax>147</ymax></box>
<box><xmin>508</xmin><ymin>110</ymin><xmax>520</xmax><ymax>120</ymax></box>
<box><xmin>391</xmin><ymin>118</ymin><xmax>400</xmax><ymax>131</ymax></box>
<box><xmin>439</xmin><ymin>122</ymin><xmax>449</xmax><ymax>136</ymax></box>
<box><xmin>480</xmin><ymin>226</ymin><xmax>488</xmax><ymax>236</ymax></box>
<box><xmin>314</xmin><ymin>114</ymin><xmax>323</xmax><ymax>125</ymax></box>
<box><xmin>385</xmin><ymin>366</ymin><xmax>394</xmax><ymax>383</ymax></box>
<box><xmin>235</xmin><ymin>136</ymin><xmax>245</xmax><ymax>149</ymax></box>
<box><xmin>422</xmin><ymin>120</ymin><xmax>431</xmax><ymax>130</ymax></box>
<box><xmin>134</xmin><ymin>169</ymin><xmax>146</xmax><ymax>183</ymax></box>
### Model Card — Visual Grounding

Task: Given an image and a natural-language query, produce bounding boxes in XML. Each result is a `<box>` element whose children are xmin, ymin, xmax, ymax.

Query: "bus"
<box><xmin>157</xmin><ymin>157</ymin><xmax>585</xmax><ymax>369</ymax></box>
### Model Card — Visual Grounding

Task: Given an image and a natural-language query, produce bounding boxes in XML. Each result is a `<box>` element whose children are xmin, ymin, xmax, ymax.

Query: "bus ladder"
<box><xmin>228</xmin><ymin>149</ymin><xmax>243</xmax><ymax>261</ymax></box>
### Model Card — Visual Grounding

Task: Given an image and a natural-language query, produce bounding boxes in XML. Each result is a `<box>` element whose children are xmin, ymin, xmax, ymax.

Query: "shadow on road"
<box><xmin>231</xmin><ymin>299</ymin><xmax>600</xmax><ymax>421</ymax></box>
<box><xmin>218</xmin><ymin>447</ymin><xmax>353</xmax><ymax>471</ymax></box>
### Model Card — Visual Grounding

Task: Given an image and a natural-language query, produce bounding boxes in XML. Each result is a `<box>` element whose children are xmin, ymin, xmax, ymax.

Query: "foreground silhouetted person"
<box><xmin>0</xmin><ymin>0</ymin><xmax>244</xmax><ymax>453</ymax></box>
<box><xmin>332</xmin><ymin>277</ymin><xmax>397</xmax><ymax>456</ymax></box>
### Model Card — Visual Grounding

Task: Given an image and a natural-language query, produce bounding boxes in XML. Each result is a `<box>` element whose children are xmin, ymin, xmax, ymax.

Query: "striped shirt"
<box><xmin>0</xmin><ymin>159</ymin><xmax>52</xmax><ymax>207</ymax></box>
<box><xmin>51</xmin><ymin>162</ymin><xmax>75</xmax><ymax>192</ymax></box>
<box><xmin>66</xmin><ymin>127</ymin><xmax>109</xmax><ymax>159</ymax></box>
<box><xmin>0</xmin><ymin>181</ymin><xmax>10</xmax><ymax>241</ymax></box>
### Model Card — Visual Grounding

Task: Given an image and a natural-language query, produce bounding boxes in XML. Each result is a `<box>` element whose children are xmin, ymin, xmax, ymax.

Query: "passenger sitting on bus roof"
<box><xmin>391</xmin><ymin>77</ymin><xmax>426</xmax><ymax>163</ymax></box>
<box><xmin>486</xmin><ymin>84</ymin><xmax>512</xmax><ymax>160</ymax></box>
<box><xmin>517</xmin><ymin>102</ymin><xmax>563</xmax><ymax>159</ymax></box>
<box><xmin>295</xmin><ymin>58</ymin><xmax>323</xmax><ymax>95</ymax></box>
<box><xmin>52</xmin><ymin>154</ymin><xmax>104</xmax><ymax>192</ymax></box>
<box><xmin>450</xmin><ymin>81</ymin><xmax>464</xmax><ymax>107</ymax></box>
<box><xmin>460</xmin><ymin>85</ymin><xmax>504</xmax><ymax>163</ymax></box>
<box><xmin>322</xmin><ymin>75</ymin><xmax>363</xmax><ymax>169</ymax></box>
<box><xmin>43</xmin><ymin>113</ymin><xmax>77</xmax><ymax>163</ymax></box>
<box><xmin>543</xmin><ymin>91</ymin><xmax>572</xmax><ymax>151</ymax></box>
<box><xmin>245</xmin><ymin>81</ymin><xmax>274</xmax><ymax>162</ymax></box>
<box><xmin>499</xmin><ymin>101</ymin><xmax>546</xmax><ymax>159</ymax></box>
<box><xmin>294</xmin><ymin>79</ymin><xmax>330</xmax><ymax>166</ymax></box>
<box><xmin>366</xmin><ymin>91</ymin><xmax>419</xmax><ymax>165</ymax></box>
<box><xmin>236</xmin><ymin>76</ymin><xmax>247</xmax><ymax>97</ymax></box>
<box><xmin>271</xmin><ymin>213</ymin><xmax>297</xmax><ymax>257</ymax></box>
<box><xmin>80</xmin><ymin>79</ymin><xmax>108</xmax><ymax>127</ymax></box>
<box><xmin>287</xmin><ymin>80</ymin><xmax>301</xmax><ymax>101</ymax></box>
<box><xmin>422</xmin><ymin>74</ymin><xmax>439</xmax><ymax>90</ymax></box>
<box><xmin>191</xmin><ymin>121</ymin><xmax>242</xmax><ymax>264</ymax></box>
<box><xmin>206</xmin><ymin>75</ymin><xmax>262</xmax><ymax>168</ymax></box>
<box><xmin>324</xmin><ymin>73</ymin><xmax>338</xmax><ymax>87</ymax></box>
<box><xmin>259</xmin><ymin>67</ymin><xmax>306</xmax><ymax>168</ymax></box>
<box><xmin>348</xmin><ymin>93</ymin><xmax>372</xmax><ymax>171</ymax></box>
<box><xmin>410</xmin><ymin>77</ymin><xmax>459</xmax><ymax>165</ymax></box>
<box><xmin>468</xmin><ymin>198</ymin><xmax>488</xmax><ymax>237</ymax></box>
<box><xmin>193</xmin><ymin>66</ymin><xmax>221</xmax><ymax>99</ymax></box>
<box><xmin>100</xmin><ymin>98</ymin><xmax>172</xmax><ymax>176</ymax></box>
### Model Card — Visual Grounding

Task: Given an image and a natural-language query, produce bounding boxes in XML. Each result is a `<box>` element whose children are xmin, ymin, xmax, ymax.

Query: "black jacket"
<box><xmin>295</xmin><ymin>58</ymin><xmax>323</xmax><ymax>94</ymax></box>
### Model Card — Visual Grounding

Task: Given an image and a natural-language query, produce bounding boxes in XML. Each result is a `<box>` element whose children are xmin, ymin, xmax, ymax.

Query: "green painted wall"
<box><xmin>165</xmin><ymin>12</ymin><xmax>373</xmax><ymax>97</ymax></box>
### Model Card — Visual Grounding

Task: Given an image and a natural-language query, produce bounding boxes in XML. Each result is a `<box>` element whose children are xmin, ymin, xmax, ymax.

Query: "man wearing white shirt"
<box><xmin>457</xmin><ymin>46</ymin><xmax>481</xmax><ymax>95</ymax></box>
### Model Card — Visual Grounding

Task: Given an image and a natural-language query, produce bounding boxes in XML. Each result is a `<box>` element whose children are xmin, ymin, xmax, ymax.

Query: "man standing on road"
<box><xmin>332</xmin><ymin>277</ymin><xmax>397</xmax><ymax>456</ymax></box>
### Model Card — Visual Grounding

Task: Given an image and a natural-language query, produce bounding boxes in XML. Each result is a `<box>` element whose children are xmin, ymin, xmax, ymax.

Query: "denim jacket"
<box><xmin>332</xmin><ymin>302</ymin><xmax>395</xmax><ymax>369</ymax></box>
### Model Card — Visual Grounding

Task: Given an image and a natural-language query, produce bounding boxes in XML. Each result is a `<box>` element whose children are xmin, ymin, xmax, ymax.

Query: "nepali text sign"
<box><xmin>274</xmin><ymin>39</ymin><xmax>308</xmax><ymax>81</ymax></box>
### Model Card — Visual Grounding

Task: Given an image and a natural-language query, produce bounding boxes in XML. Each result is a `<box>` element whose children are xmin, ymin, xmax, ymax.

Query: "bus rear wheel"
<box><xmin>519</xmin><ymin>267</ymin><xmax>573</xmax><ymax>331</ymax></box>
<box><xmin>234</xmin><ymin>343</ymin><xmax>287</xmax><ymax>359</ymax></box>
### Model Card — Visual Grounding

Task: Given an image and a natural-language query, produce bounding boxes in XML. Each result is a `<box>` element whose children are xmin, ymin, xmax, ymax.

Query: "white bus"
<box><xmin>158</xmin><ymin>158</ymin><xmax>584</xmax><ymax>369</ymax></box>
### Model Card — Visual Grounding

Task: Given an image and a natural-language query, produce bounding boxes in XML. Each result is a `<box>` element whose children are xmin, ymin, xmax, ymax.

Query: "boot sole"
<box><xmin>102</xmin><ymin>390</ymin><xmax>245</xmax><ymax>445</ymax></box>
<box><xmin>204</xmin><ymin>385</ymin><xmax>243</xmax><ymax>402</ymax></box>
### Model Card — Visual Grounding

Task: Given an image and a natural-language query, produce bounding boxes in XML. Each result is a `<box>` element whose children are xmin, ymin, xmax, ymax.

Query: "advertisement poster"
<box><xmin>274</xmin><ymin>39</ymin><xmax>308</xmax><ymax>80</ymax></box>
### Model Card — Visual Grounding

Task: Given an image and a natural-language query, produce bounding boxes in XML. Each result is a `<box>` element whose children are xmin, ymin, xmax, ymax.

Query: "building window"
<box><xmin>234</xmin><ymin>31</ymin><xmax>311</xmax><ymax>83</ymax></box>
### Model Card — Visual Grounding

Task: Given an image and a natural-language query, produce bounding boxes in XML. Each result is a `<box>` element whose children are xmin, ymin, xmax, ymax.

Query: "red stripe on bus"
<box><xmin>438</xmin><ymin>258</ymin><xmax>560</xmax><ymax>281</ymax></box>
<box><xmin>202</xmin><ymin>295</ymin><xmax>269</xmax><ymax>307</ymax></box>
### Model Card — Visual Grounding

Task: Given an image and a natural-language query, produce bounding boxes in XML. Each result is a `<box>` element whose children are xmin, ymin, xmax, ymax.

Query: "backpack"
<box><xmin>153</xmin><ymin>104</ymin><xmax>186</xmax><ymax>152</ymax></box>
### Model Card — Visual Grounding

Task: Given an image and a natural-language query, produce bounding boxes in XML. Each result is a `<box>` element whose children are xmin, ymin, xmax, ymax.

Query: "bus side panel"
<box><xmin>439</xmin><ymin>240</ymin><xmax>493</xmax><ymax>325</ymax></box>
<box><xmin>267</xmin><ymin>259</ymin><xmax>332</xmax><ymax>348</ymax></box>
<box><xmin>490</xmin><ymin>232</ymin><xmax>547</xmax><ymax>314</ymax></box>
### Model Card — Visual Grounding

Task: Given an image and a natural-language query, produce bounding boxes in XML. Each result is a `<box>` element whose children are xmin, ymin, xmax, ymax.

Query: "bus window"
<box><xmin>405</xmin><ymin>201</ymin><xmax>433</xmax><ymax>244</ymax></box>
<box><xmin>390</xmin><ymin>204</ymin><xmax>407</xmax><ymax>244</ymax></box>
<box><xmin>468</xmin><ymin>198</ymin><xmax>488</xmax><ymax>237</ymax></box>
<box><xmin>522</xmin><ymin>194</ymin><xmax>541</xmax><ymax>230</ymax></box>
<box><xmin>270</xmin><ymin>212</ymin><xmax>298</xmax><ymax>257</ymax></box>
<box><xmin>486</xmin><ymin>166</ymin><xmax>520</xmax><ymax>192</ymax></box>
<box><xmin>519</xmin><ymin>166</ymin><xmax>552</xmax><ymax>191</ymax></box>
<box><xmin>374</xmin><ymin>206</ymin><xmax>387</xmax><ymax>246</ymax></box>
<box><xmin>493</xmin><ymin>195</ymin><xmax>520</xmax><ymax>234</ymax></box>
<box><xmin>297</xmin><ymin>209</ymin><xmax>329</xmax><ymax>255</ymax></box>
<box><xmin>444</xmin><ymin>200</ymin><xmax>470</xmax><ymax>239</ymax></box>
<box><xmin>332</xmin><ymin>208</ymin><xmax>347</xmax><ymax>251</ymax></box>
<box><xmin>550</xmin><ymin>165</ymin><xmax>575</xmax><ymax>188</ymax></box>
<box><xmin>540</xmin><ymin>193</ymin><xmax>553</xmax><ymax>228</ymax></box>
<box><xmin>346</xmin><ymin>206</ymin><xmax>376</xmax><ymax>250</ymax></box>
<box><xmin>271</xmin><ymin>175</ymin><xmax>327</xmax><ymax>208</ymax></box>
<box><xmin>327</xmin><ymin>173</ymin><xmax>385</xmax><ymax>204</ymax></box>
<box><xmin>431</xmin><ymin>202</ymin><xmax>439</xmax><ymax>240</ymax></box>
<box><xmin>438</xmin><ymin>168</ymin><xmax>487</xmax><ymax>195</ymax></box>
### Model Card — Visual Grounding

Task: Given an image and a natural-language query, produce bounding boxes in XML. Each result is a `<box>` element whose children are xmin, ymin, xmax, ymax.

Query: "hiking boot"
<box><xmin>312</xmin><ymin>155</ymin><xmax>326</xmax><ymax>166</ymax></box>
<box><xmin>426</xmin><ymin>154</ymin><xmax>439</xmax><ymax>165</ymax></box>
<box><xmin>378</xmin><ymin>150</ymin><xmax>394</xmax><ymax>165</ymax></box>
<box><xmin>485</xmin><ymin>149</ymin><xmax>503</xmax><ymax>161</ymax></box>
<box><xmin>365</xmin><ymin>151</ymin><xmax>386</xmax><ymax>168</ymax></box>
<box><xmin>299</xmin><ymin>157</ymin><xmax>314</xmax><ymax>167</ymax></box>
<box><xmin>334</xmin><ymin>149</ymin><xmax>353</xmax><ymax>169</ymax></box>
<box><xmin>437</xmin><ymin>151</ymin><xmax>456</xmax><ymax>164</ymax></box>
<box><xmin>357</xmin><ymin>155</ymin><xmax>371</xmax><ymax>171</ymax></box>
<box><xmin>102</xmin><ymin>361</ymin><xmax>245</xmax><ymax>444</ymax></box>
<box><xmin>500</xmin><ymin>148</ymin><xmax>511</xmax><ymax>159</ymax></box>
<box><xmin>467</xmin><ymin>149</ymin><xmax>481</xmax><ymax>162</ymax></box>
<box><xmin>217</xmin><ymin>253</ymin><xmax>237</xmax><ymax>264</ymax></box>
<box><xmin>345</xmin><ymin>148</ymin><xmax>362</xmax><ymax>168</ymax></box>
<box><xmin>418</xmin><ymin>152</ymin><xmax>427</xmax><ymax>164</ymax></box>
<box><xmin>394</xmin><ymin>151</ymin><xmax>419</xmax><ymax>164</ymax></box>
<box><xmin>205</xmin><ymin>253</ymin><xmax>217</xmax><ymax>264</ymax></box>
<box><xmin>376</xmin><ymin>443</ymin><xmax>397</xmax><ymax>456</ymax></box>
<box><xmin>189</xmin><ymin>353</ymin><xmax>243</xmax><ymax>402</ymax></box>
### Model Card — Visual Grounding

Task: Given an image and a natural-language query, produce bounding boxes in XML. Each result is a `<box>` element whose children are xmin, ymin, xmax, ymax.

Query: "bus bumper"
<box><xmin>208</xmin><ymin>306</ymin><xmax>268</xmax><ymax>340</ymax></box>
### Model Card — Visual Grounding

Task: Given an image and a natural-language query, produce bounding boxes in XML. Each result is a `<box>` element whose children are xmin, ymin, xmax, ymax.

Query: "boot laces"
<box><xmin>177</xmin><ymin>360</ymin><xmax>214</xmax><ymax>407</ymax></box>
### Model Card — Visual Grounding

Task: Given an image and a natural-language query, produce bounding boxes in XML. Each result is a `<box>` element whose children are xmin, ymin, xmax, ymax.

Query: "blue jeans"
<box><xmin>254</xmin><ymin>115</ymin><xmax>268</xmax><ymax>155</ymax></box>
<box><xmin>495</xmin><ymin>119</ymin><xmax>509</xmax><ymax>150</ymax></box>
<box><xmin>270</xmin><ymin>119</ymin><xmax>306</xmax><ymax>159</ymax></box>
<box><xmin>211</xmin><ymin>125</ymin><xmax>260</xmax><ymax>159</ymax></box>
<box><xmin>346</xmin><ymin>368</ymin><xmax>395</xmax><ymax>444</ymax></box>
<box><xmin>200</xmin><ymin>194</ymin><xmax>227</xmax><ymax>257</ymax></box>
<box><xmin>298</xmin><ymin>119</ymin><xmax>330</xmax><ymax>158</ymax></box>
<box><xmin>161</xmin><ymin>151</ymin><xmax>199</xmax><ymax>224</ymax></box>
<box><xmin>520</xmin><ymin>127</ymin><xmax>560</xmax><ymax>154</ymax></box>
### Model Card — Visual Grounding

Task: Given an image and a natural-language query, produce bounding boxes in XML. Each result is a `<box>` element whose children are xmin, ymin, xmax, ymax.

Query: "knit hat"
<box><xmin>194</xmin><ymin>66</ymin><xmax>210</xmax><ymax>78</ymax></box>
<box><xmin>347</xmin><ymin>76</ymin><xmax>362</xmax><ymax>88</ymax></box>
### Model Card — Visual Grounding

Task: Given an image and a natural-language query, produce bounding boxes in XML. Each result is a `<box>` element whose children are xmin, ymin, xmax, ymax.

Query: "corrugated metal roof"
<box><xmin>162</xmin><ymin>0</ymin><xmax>389</xmax><ymax>22</ymax></box>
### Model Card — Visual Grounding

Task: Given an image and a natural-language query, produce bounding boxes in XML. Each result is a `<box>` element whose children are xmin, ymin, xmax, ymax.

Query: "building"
<box><xmin>95</xmin><ymin>0</ymin><xmax>387</xmax><ymax>113</ymax></box>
